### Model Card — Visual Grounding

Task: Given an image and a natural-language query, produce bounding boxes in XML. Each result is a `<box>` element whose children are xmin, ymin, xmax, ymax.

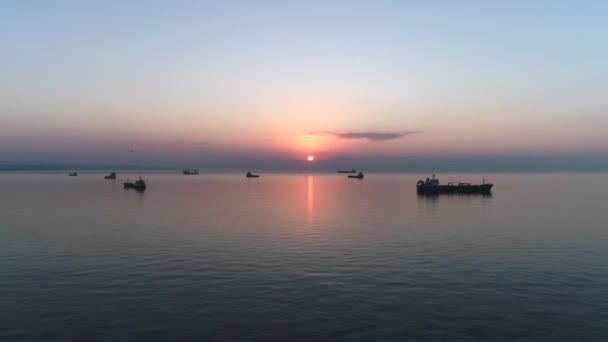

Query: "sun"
<box><xmin>307</xmin><ymin>155</ymin><xmax>314</xmax><ymax>161</ymax></box>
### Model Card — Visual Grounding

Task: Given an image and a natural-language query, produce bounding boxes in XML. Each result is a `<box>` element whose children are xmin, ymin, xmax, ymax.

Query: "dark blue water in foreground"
<box><xmin>1</xmin><ymin>172</ymin><xmax>607</xmax><ymax>340</ymax></box>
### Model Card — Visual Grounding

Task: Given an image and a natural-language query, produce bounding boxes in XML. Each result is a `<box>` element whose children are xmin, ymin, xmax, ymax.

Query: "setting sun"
<box><xmin>307</xmin><ymin>155</ymin><xmax>314</xmax><ymax>161</ymax></box>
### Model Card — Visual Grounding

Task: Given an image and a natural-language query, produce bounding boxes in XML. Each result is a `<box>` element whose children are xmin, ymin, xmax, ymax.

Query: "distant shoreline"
<box><xmin>2</xmin><ymin>169</ymin><xmax>608</xmax><ymax>174</ymax></box>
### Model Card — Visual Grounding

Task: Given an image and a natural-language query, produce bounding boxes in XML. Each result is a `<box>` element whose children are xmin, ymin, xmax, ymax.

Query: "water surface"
<box><xmin>1</xmin><ymin>172</ymin><xmax>607</xmax><ymax>340</ymax></box>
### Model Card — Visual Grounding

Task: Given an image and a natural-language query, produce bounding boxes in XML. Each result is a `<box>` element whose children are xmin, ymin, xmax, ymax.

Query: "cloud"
<box><xmin>329</xmin><ymin>131</ymin><xmax>418</xmax><ymax>141</ymax></box>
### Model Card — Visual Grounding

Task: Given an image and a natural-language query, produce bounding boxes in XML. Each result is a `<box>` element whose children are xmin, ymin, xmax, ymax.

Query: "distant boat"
<box><xmin>337</xmin><ymin>169</ymin><xmax>357</xmax><ymax>174</ymax></box>
<box><xmin>68</xmin><ymin>172</ymin><xmax>78</xmax><ymax>177</ymax></box>
<box><xmin>183</xmin><ymin>168</ymin><xmax>199</xmax><ymax>175</ymax></box>
<box><xmin>124</xmin><ymin>177</ymin><xmax>146</xmax><ymax>191</ymax></box>
<box><xmin>246</xmin><ymin>171</ymin><xmax>260</xmax><ymax>178</ymax></box>
<box><xmin>348</xmin><ymin>172</ymin><xmax>364</xmax><ymax>179</ymax></box>
<box><xmin>416</xmin><ymin>174</ymin><xmax>492</xmax><ymax>194</ymax></box>
<box><xmin>104</xmin><ymin>172</ymin><xmax>116</xmax><ymax>179</ymax></box>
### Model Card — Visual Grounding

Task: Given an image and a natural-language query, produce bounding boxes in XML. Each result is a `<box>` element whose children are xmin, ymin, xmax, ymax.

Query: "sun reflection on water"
<box><xmin>307</xmin><ymin>175</ymin><xmax>314</xmax><ymax>222</ymax></box>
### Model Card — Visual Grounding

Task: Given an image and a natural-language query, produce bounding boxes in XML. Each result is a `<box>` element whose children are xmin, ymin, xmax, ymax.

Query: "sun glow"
<box><xmin>307</xmin><ymin>155</ymin><xmax>314</xmax><ymax>161</ymax></box>
<box><xmin>292</xmin><ymin>133</ymin><xmax>327</xmax><ymax>154</ymax></box>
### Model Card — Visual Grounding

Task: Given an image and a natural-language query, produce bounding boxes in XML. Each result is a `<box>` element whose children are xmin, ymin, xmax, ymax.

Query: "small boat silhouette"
<box><xmin>124</xmin><ymin>177</ymin><xmax>146</xmax><ymax>191</ymax></box>
<box><xmin>337</xmin><ymin>169</ymin><xmax>357</xmax><ymax>173</ymax></box>
<box><xmin>183</xmin><ymin>168</ymin><xmax>199</xmax><ymax>175</ymax></box>
<box><xmin>348</xmin><ymin>172</ymin><xmax>364</xmax><ymax>179</ymax></box>
<box><xmin>68</xmin><ymin>172</ymin><xmax>78</xmax><ymax>176</ymax></box>
<box><xmin>246</xmin><ymin>171</ymin><xmax>260</xmax><ymax>178</ymax></box>
<box><xmin>104</xmin><ymin>172</ymin><xmax>116</xmax><ymax>179</ymax></box>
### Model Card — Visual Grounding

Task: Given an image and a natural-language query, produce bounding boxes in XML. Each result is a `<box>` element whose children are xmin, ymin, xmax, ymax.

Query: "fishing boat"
<box><xmin>104</xmin><ymin>172</ymin><xmax>116</xmax><ymax>179</ymax></box>
<box><xmin>337</xmin><ymin>169</ymin><xmax>357</xmax><ymax>173</ymax></box>
<box><xmin>246</xmin><ymin>171</ymin><xmax>260</xmax><ymax>178</ymax></box>
<box><xmin>124</xmin><ymin>177</ymin><xmax>146</xmax><ymax>191</ymax></box>
<box><xmin>348</xmin><ymin>172</ymin><xmax>364</xmax><ymax>179</ymax></box>
<box><xmin>68</xmin><ymin>172</ymin><xmax>78</xmax><ymax>176</ymax></box>
<box><xmin>183</xmin><ymin>168</ymin><xmax>199</xmax><ymax>175</ymax></box>
<box><xmin>416</xmin><ymin>174</ymin><xmax>492</xmax><ymax>194</ymax></box>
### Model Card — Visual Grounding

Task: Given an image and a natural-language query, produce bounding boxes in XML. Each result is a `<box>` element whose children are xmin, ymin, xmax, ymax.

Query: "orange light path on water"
<box><xmin>307</xmin><ymin>175</ymin><xmax>314</xmax><ymax>223</ymax></box>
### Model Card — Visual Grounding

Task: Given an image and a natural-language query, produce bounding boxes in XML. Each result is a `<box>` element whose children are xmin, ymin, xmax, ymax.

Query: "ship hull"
<box><xmin>124</xmin><ymin>180</ymin><xmax>146</xmax><ymax>191</ymax></box>
<box><xmin>124</xmin><ymin>183</ymin><xmax>146</xmax><ymax>191</ymax></box>
<box><xmin>417</xmin><ymin>184</ymin><xmax>492</xmax><ymax>194</ymax></box>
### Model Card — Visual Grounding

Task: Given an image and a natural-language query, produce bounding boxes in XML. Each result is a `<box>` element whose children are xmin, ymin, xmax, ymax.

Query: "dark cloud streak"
<box><xmin>329</xmin><ymin>131</ymin><xmax>418</xmax><ymax>141</ymax></box>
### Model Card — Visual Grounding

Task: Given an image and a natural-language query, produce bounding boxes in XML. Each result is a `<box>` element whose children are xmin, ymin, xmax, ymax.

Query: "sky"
<box><xmin>1</xmin><ymin>1</ymin><xmax>607</xmax><ymax>170</ymax></box>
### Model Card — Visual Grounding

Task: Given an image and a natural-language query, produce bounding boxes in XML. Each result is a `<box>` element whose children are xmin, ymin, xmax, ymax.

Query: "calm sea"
<box><xmin>1</xmin><ymin>172</ymin><xmax>607</xmax><ymax>340</ymax></box>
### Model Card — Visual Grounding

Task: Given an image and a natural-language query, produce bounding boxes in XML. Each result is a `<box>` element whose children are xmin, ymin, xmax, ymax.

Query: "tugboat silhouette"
<box><xmin>348</xmin><ymin>172</ymin><xmax>364</xmax><ymax>179</ymax></box>
<box><xmin>246</xmin><ymin>171</ymin><xmax>260</xmax><ymax>178</ymax></box>
<box><xmin>124</xmin><ymin>177</ymin><xmax>146</xmax><ymax>191</ymax></box>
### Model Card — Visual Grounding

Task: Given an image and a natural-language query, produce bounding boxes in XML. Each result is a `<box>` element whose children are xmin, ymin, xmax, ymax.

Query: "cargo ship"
<box><xmin>416</xmin><ymin>175</ymin><xmax>492</xmax><ymax>194</ymax></box>
<box><xmin>337</xmin><ymin>169</ymin><xmax>357</xmax><ymax>174</ymax></box>
<box><xmin>183</xmin><ymin>168</ymin><xmax>199</xmax><ymax>175</ymax></box>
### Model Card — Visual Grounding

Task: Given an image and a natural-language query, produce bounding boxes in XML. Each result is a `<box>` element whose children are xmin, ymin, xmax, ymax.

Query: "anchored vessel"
<box><xmin>246</xmin><ymin>171</ymin><xmax>260</xmax><ymax>178</ymax></box>
<box><xmin>417</xmin><ymin>175</ymin><xmax>492</xmax><ymax>194</ymax></box>
<box><xmin>183</xmin><ymin>168</ymin><xmax>199</xmax><ymax>175</ymax></box>
<box><xmin>337</xmin><ymin>169</ymin><xmax>357</xmax><ymax>174</ymax></box>
<box><xmin>348</xmin><ymin>172</ymin><xmax>364</xmax><ymax>179</ymax></box>
<box><xmin>68</xmin><ymin>172</ymin><xmax>78</xmax><ymax>177</ymax></box>
<box><xmin>104</xmin><ymin>172</ymin><xmax>116</xmax><ymax>179</ymax></box>
<box><xmin>124</xmin><ymin>177</ymin><xmax>146</xmax><ymax>191</ymax></box>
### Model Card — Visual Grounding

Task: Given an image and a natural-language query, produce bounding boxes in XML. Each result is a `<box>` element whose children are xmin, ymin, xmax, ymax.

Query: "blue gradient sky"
<box><xmin>1</xmin><ymin>1</ymin><xmax>607</xmax><ymax>169</ymax></box>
